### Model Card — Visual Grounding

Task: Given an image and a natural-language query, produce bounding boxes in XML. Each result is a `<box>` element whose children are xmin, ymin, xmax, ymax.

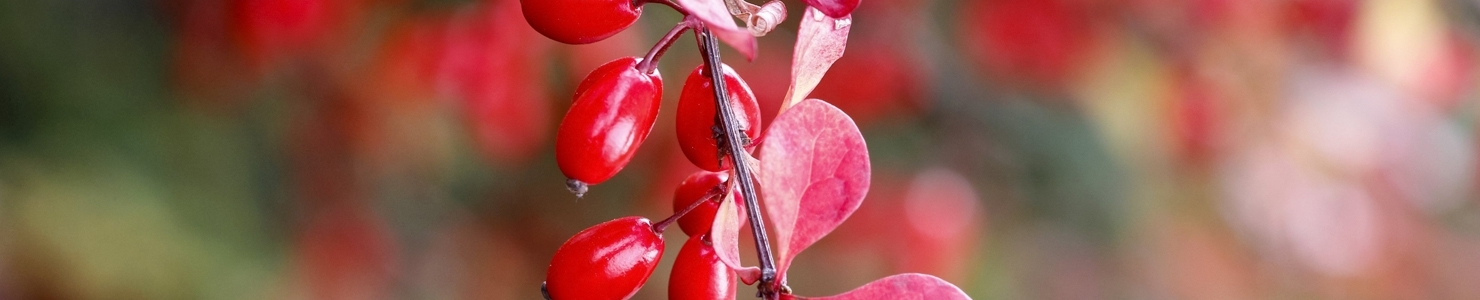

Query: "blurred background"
<box><xmin>2</xmin><ymin>0</ymin><xmax>1479</xmax><ymax>299</ymax></box>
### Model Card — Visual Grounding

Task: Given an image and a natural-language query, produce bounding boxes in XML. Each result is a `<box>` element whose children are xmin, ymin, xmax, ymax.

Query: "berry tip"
<box><xmin>541</xmin><ymin>281</ymin><xmax>552</xmax><ymax>300</ymax></box>
<box><xmin>566</xmin><ymin>179</ymin><xmax>589</xmax><ymax>198</ymax></box>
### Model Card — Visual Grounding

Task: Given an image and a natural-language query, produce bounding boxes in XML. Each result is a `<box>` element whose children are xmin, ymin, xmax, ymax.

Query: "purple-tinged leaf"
<box><xmin>675</xmin><ymin>0</ymin><xmax>759</xmax><ymax>60</ymax></box>
<box><xmin>781</xmin><ymin>8</ymin><xmax>850</xmax><ymax>112</ymax></box>
<box><xmin>758</xmin><ymin>99</ymin><xmax>869</xmax><ymax>280</ymax></box>
<box><xmin>790</xmin><ymin>273</ymin><xmax>971</xmax><ymax>300</ymax></box>
<box><xmin>802</xmin><ymin>0</ymin><xmax>860</xmax><ymax>18</ymax></box>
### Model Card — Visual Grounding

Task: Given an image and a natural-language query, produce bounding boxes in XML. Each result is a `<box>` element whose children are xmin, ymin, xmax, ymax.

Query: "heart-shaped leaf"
<box><xmin>791</xmin><ymin>273</ymin><xmax>971</xmax><ymax>300</ymax></box>
<box><xmin>802</xmin><ymin>0</ymin><xmax>860</xmax><ymax>19</ymax></box>
<box><xmin>709</xmin><ymin>179</ymin><xmax>762</xmax><ymax>284</ymax></box>
<box><xmin>675</xmin><ymin>0</ymin><xmax>759</xmax><ymax>60</ymax></box>
<box><xmin>758</xmin><ymin>99</ymin><xmax>870</xmax><ymax>280</ymax></box>
<box><xmin>781</xmin><ymin>7</ymin><xmax>851</xmax><ymax>112</ymax></box>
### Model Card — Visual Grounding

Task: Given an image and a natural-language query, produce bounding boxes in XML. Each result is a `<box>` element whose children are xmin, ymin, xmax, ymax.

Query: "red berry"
<box><xmin>520</xmin><ymin>0</ymin><xmax>642</xmax><ymax>44</ymax></box>
<box><xmin>673</xmin><ymin>171</ymin><xmax>728</xmax><ymax>236</ymax></box>
<box><xmin>676</xmin><ymin>63</ymin><xmax>761</xmax><ymax>171</ymax></box>
<box><xmin>545</xmin><ymin>217</ymin><xmax>665</xmax><ymax>300</ymax></box>
<box><xmin>668</xmin><ymin>235</ymin><xmax>737</xmax><ymax>300</ymax></box>
<box><xmin>556</xmin><ymin>57</ymin><xmax>663</xmax><ymax>193</ymax></box>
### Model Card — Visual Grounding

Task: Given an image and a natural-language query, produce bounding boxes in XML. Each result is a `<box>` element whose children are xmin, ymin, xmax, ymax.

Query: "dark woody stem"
<box><xmin>695</xmin><ymin>26</ymin><xmax>779</xmax><ymax>300</ymax></box>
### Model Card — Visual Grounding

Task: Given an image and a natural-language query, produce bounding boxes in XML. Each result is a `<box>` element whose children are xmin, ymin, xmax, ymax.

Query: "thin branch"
<box><xmin>637</xmin><ymin>18</ymin><xmax>697</xmax><ymax>74</ymax></box>
<box><xmin>696</xmin><ymin>26</ymin><xmax>779</xmax><ymax>300</ymax></box>
<box><xmin>645</xmin><ymin>0</ymin><xmax>685</xmax><ymax>13</ymax></box>
<box><xmin>652</xmin><ymin>180</ymin><xmax>720</xmax><ymax>233</ymax></box>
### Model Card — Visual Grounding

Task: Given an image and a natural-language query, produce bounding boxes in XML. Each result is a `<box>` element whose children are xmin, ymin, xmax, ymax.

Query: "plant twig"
<box><xmin>696</xmin><ymin>26</ymin><xmax>779</xmax><ymax>299</ymax></box>
<box><xmin>652</xmin><ymin>180</ymin><xmax>720</xmax><ymax>232</ymax></box>
<box><xmin>637</xmin><ymin>17</ymin><xmax>697</xmax><ymax>74</ymax></box>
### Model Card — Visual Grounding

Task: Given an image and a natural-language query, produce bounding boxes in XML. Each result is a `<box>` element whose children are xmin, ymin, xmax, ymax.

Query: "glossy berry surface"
<box><xmin>520</xmin><ymin>0</ymin><xmax>641</xmax><ymax>44</ymax></box>
<box><xmin>556</xmin><ymin>57</ymin><xmax>663</xmax><ymax>190</ymax></box>
<box><xmin>668</xmin><ymin>235</ymin><xmax>737</xmax><ymax>300</ymax></box>
<box><xmin>673</xmin><ymin>171</ymin><xmax>728</xmax><ymax>236</ymax></box>
<box><xmin>676</xmin><ymin>63</ymin><xmax>761</xmax><ymax>171</ymax></box>
<box><xmin>545</xmin><ymin>216</ymin><xmax>665</xmax><ymax>300</ymax></box>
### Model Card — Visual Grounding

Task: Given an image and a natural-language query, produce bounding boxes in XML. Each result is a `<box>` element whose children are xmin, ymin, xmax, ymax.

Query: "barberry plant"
<box><xmin>526</xmin><ymin>0</ymin><xmax>972</xmax><ymax>298</ymax></box>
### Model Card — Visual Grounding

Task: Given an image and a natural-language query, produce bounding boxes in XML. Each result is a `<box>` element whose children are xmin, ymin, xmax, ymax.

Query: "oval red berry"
<box><xmin>556</xmin><ymin>57</ymin><xmax>663</xmax><ymax>189</ymax></box>
<box><xmin>544</xmin><ymin>216</ymin><xmax>665</xmax><ymax>300</ymax></box>
<box><xmin>673</xmin><ymin>171</ymin><xmax>728</xmax><ymax>236</ymax></box>
<box><xmin>669</xmin><ymin>235</ymin><xmax>737</xmax><ymax>300</ymax></box>
<box><xmin>520</xmin><ymin>0</ymin><xmax>641</xmax><ymax>44</ymax></box>
<box><xmin>676</xmin><ymin>63</ymin><xmax>761</xmax><ymax>171</ymax></box>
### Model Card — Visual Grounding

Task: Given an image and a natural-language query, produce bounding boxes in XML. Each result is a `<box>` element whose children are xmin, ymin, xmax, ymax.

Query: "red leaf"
<box><xmin>758</xmin><ymin>99</ymin><xmax>870</xmax><ymax>280</ymax></box>
<box><xmin>802</xmin><ymin>0</ymin><xmax>860</xmax><ymax>19</ymax></box>
<box><xmin>709</xmin><ymin>179</ymin><xmax>762</xmax><ymax>284</ymax></box>
<box><xmin>792</xmin><ymin>273</ymin><xmax>971</xmax><ymax>300</ymax></box>
<box><xmin>674</xmin><ymin>0</ymin><xmax>759</xmax><ymax>60</ymax></box>
<box><xmin>781</xmin><ymin>8</ymin><xmax>850</xmax><ymax>112</ymax></box>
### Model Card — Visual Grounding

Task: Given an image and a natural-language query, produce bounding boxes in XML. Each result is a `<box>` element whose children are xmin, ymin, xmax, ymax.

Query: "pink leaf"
<box><xmin>781</xmin><ymin>8</ymin><xmax>851</xmax><ymax>112</ymax></box>
<box><xmin>758</xmin><ymin>99</ymin><xmax>870</xmax><ymax>280</ymax></box>
<box><xmin>709</xmin><ymin>182</ymin><xmax>762</xmax><ymax>284</ymax></box>
<box><xmin>793</xmin><ymin>273</ymin><xmax>971</xmax><ymax>300</ymax></box>
<box><xmin>674</xmin><ymin>0</ymin><xmax>759</xmax><ymax>60</ymax></box>
<box><xmin>802</xmin><ymin>0</ymin><xmax>860</xmax><ymax>19</ymax></box>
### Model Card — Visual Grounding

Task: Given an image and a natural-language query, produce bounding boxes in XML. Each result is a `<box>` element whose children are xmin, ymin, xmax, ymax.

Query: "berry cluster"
<box><xmin>542</xmin><ymin>170</ymin><xmax>740</xmax><ymax>300</ymax></box>
<box><xmin>524</xmin><ymin>0</ymin><xmax>971</xmax><ymax>299</ymax></box>
<box><xmin>553</xmin><ymin>57</ymin><xmax>761</xmax><ymax>196</ymax></box>
<box><xmin>527</xmin><ymin>0</ymin><xmax>761</xmax><ymax>297</ymax></box>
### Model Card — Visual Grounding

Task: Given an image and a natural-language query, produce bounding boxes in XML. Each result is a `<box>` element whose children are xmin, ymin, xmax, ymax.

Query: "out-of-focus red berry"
<box><xmin>959</xmin><ymin>0</ymin><xmax>1096</xmax><ymax>90</ymax></box>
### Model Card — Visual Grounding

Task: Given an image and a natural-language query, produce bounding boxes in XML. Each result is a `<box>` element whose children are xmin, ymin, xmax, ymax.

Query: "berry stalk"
<box><xmin>696</xmin><ymin>27</ymin><xmax>779</xmax><ymax>299</ymax></box>
<box><xmin>637</xmin><ymin>17</ymin><xmax>697</xmax><ymax>74</ymax></box>
<box><xmin>654</xmin><ymin>180</ymin><xmax>723</xmax><ymax>232</ymax></box>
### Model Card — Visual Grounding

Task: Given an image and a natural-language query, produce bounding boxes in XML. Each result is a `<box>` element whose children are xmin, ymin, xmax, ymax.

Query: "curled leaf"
<box><xmin>758</xmin><ymin>99</ymin><xmax>870</xmax><ymax>280</ymax></box>
<box><xmin>720</xmin><ymin>0</ymin><xmax>786</xmax><ymax>37</ymax></box>
<box><xmin>781</xmin><ymin>8</ymin><xmax>851</xmax><ymax>112</ymax></box>
<box><xmin>746</xmin><ymin>1</ymin><xmax>787</xmax><ymax>36</ymax></box>
<box><xmin>722</xmin><ymin>0</ymin><xmax>755</xmax><ymax>16</ymax></box>
<box><xmin>793</xmin><ymin>273</ymin><xmax>971</xmax><ymax>300</ymax></box>
<box><xmin>708</xmin><ymin>179</ymin><xmax>761</xmax><ymax>284</ymax></box>
<box><xmin>675</xmin><ymin>0</ymin><xmax>759</xmax><ymax>60</ymax></box>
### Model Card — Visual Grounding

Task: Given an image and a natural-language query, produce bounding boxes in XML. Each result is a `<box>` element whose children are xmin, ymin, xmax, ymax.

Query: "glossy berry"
<box><xmin>520</xmin><ymin>0</ymin><xmax>642</xmax><ymax>44</ymax></box>
<box><xmin>673</xmin><ymin>171</ymin><xmax>728</xmax><ymax>236</ymax></box>
<box><xmin>676</xmin><ymin>63</ymin><xmax>761</xmax><ymax>171</ymax></box>
<box><xmin>545</xmin><ymin>216</ymin><xmax>665</xmax><ymax>300</ymax></box>
<box><xmin>669</xmin><ymin>235</ymin><xmax>737</xmax><ymax>300</ymax></box>
<box><xmin>556</xmin><ymin>57</ymin><xmax>663</xmax><ymax>195</ymax></box>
